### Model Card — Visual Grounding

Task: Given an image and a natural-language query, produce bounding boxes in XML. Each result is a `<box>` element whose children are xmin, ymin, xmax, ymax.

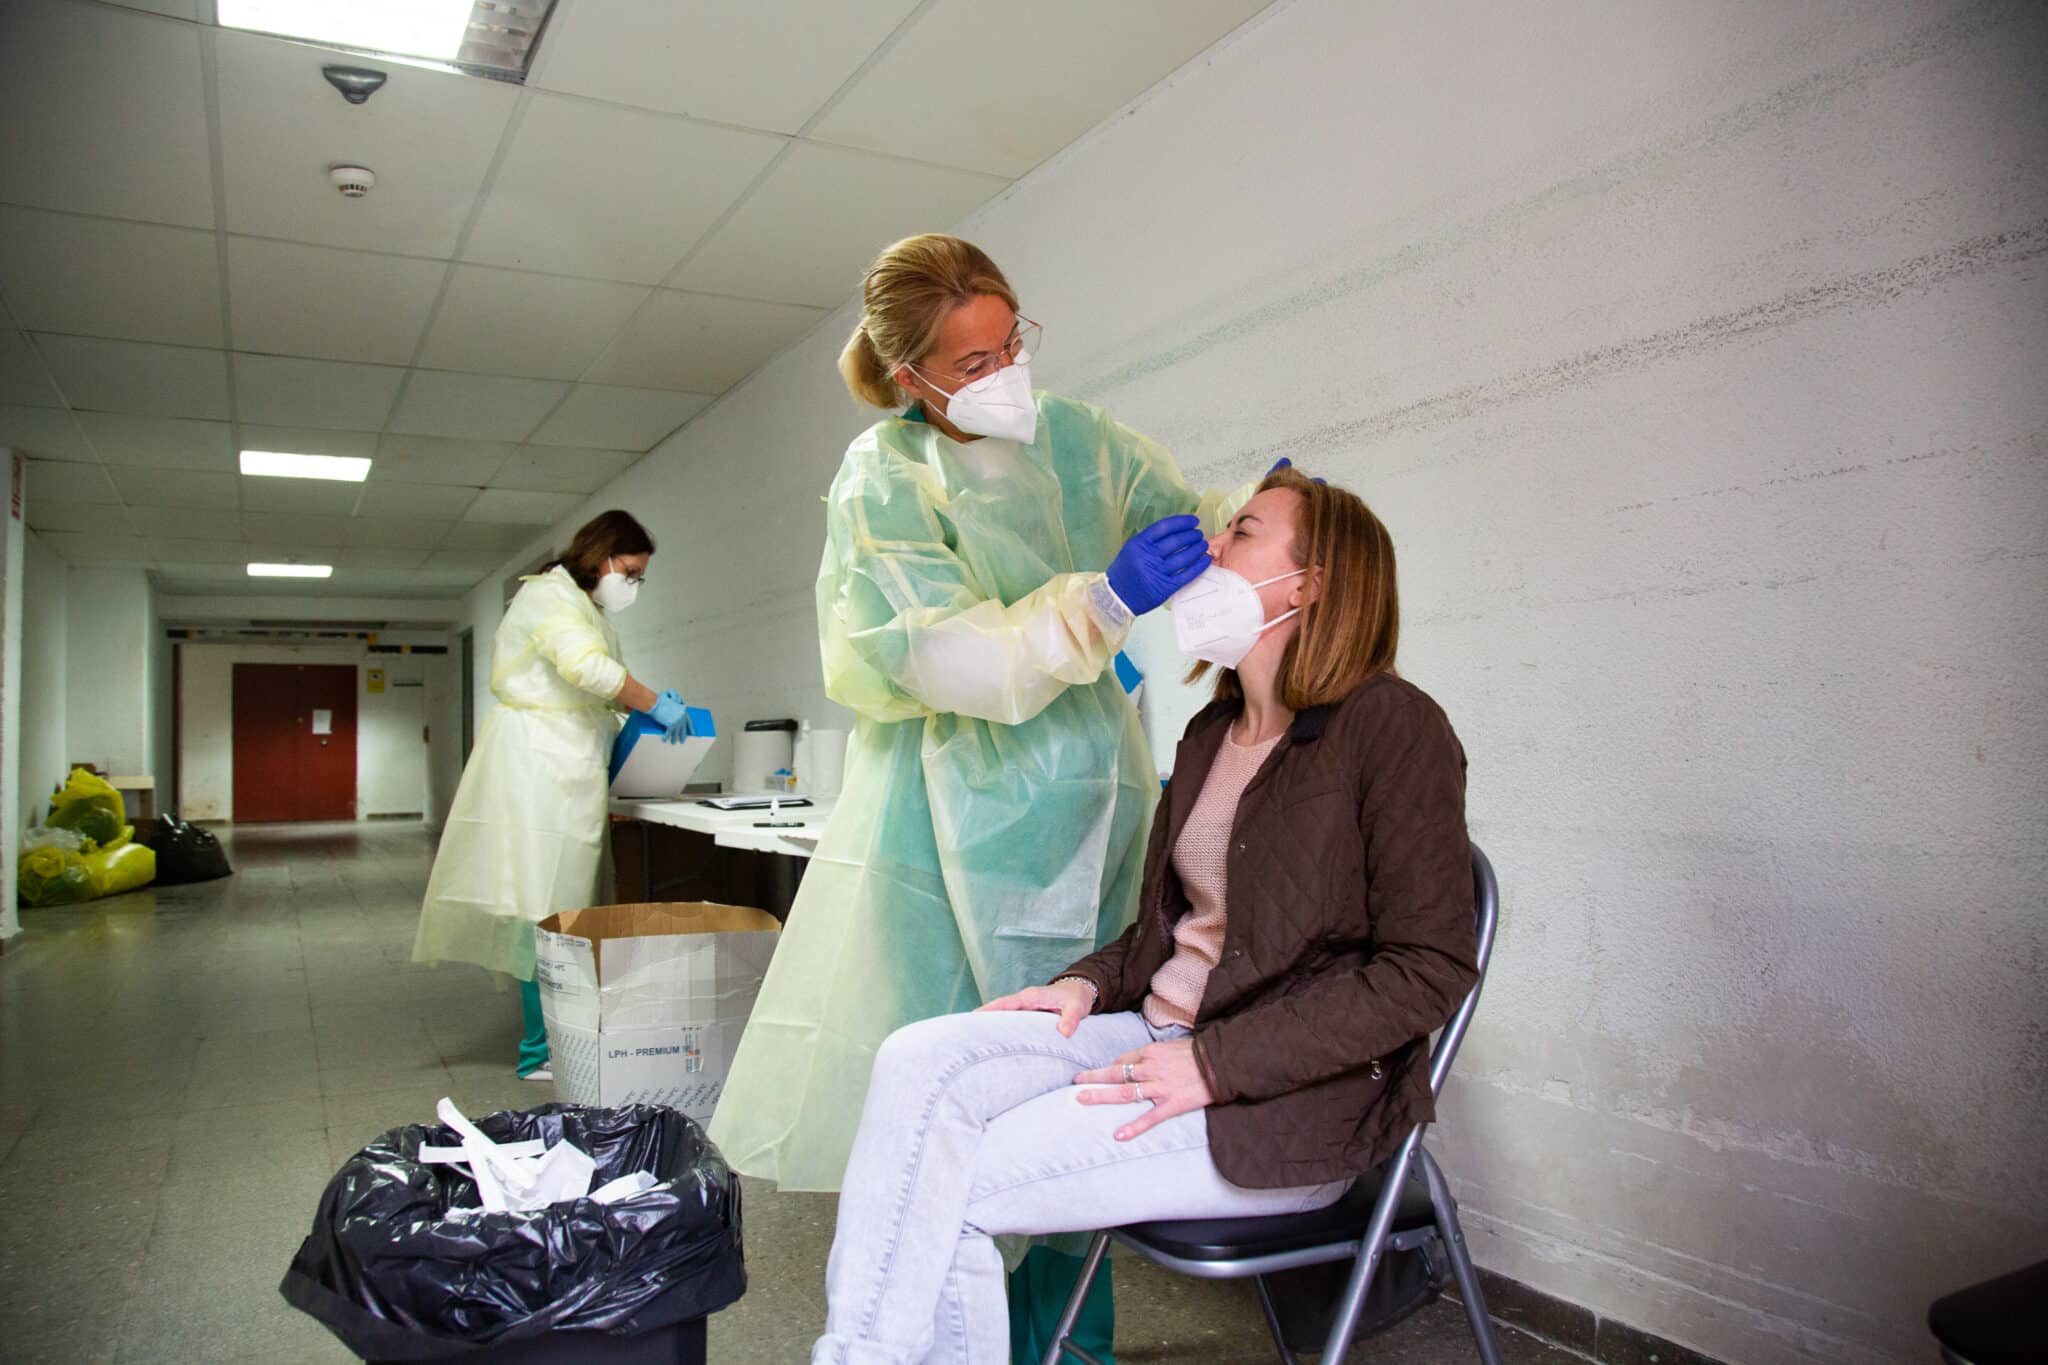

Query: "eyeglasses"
<box><xmin>928</xmin><ymin>317</ymin><xmax>1041</xmax><ymax>385</ymax></box>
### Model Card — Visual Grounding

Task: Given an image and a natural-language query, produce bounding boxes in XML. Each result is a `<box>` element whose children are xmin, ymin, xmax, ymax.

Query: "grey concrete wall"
<box><xmin>458</xmin><ymin>2</ymin><xmax>2048</xmax><ymax>1359</ymax></box>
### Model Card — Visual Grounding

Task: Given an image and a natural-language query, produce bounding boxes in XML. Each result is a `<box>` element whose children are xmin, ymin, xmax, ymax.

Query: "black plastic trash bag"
<box><xmin>282</xmin><ymin>1104</ymin><xmax>745</xmax><ymax>1362</ymax></box>
<box><xmin>149</xmin><ymin>814</ymin><xmax>233</xmax><ymax>885</ymax></box>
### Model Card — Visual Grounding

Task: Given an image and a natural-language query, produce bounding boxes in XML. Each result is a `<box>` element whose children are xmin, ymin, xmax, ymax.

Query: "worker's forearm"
<box><xmin>615</xmin><ymin>675</ymin><xmax>657</xmax><ymax>713</ymax></box>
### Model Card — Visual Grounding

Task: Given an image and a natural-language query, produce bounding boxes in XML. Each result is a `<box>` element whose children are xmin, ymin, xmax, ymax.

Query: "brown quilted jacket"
<box><xmin>1054</xmin><ymin>672</ymin><xmax>1478</xmax><ymax>1189</ymax></box>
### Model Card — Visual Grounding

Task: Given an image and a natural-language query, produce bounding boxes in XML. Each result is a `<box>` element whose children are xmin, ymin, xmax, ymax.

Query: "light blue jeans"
<box><xmin>812</xmin><ymin>1009</ymin><xmax>1348</xmax><ymax>1364</ymax></box>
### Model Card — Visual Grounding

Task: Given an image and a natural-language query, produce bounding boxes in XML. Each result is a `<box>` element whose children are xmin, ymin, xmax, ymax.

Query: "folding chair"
<box><xmin>1044</xmin><ymin>843</ymin><xmax>1505</xmax><ymax>1365</ymax></box>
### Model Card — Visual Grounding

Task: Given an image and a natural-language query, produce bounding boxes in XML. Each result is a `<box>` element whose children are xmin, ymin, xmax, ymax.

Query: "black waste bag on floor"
<box><xmin>282</xmin><ymin>1103</ymin><xmax>745</xmax><ymax>1362</ymax></box>
<box><xmin>148</xmin><ymin>814</ymin><xmax>232</xmax><ymax>885</ymax></box>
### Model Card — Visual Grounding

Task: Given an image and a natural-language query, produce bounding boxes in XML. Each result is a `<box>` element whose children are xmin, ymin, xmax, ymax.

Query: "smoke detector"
<box><xmin>329</xmin><ymin>165</ymin><xmax>377</xmax><ymax>198</ymax></box>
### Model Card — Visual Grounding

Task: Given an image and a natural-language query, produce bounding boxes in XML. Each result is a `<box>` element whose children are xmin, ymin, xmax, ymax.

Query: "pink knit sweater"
<box><xmin>1142</xmin><ymin>729</ymin><xmax>1283</xmax><ymax>1029</ymax></box>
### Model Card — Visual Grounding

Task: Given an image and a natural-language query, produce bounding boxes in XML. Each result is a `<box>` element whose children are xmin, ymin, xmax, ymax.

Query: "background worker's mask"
<box><xmin>1171</xmin><ymin>564</ymin><xmax>1305</xmax><ymax>669</ymax></box>
<box><xmin>591</xmin><ymin>559</ymin><xmax>640</xmax><ymax>613</ymax></box>
<box><xmin>914</xmin><ymin>359</ymin><xmax>1038</xmax><ymax>444</ymax></box>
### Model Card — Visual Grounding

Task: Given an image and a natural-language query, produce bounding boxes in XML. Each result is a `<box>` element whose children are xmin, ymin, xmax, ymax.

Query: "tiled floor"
<box><xmin>0</xmin><ymin>822</ymin><xmax>1575</xmax><ymax>1364</ymax></box>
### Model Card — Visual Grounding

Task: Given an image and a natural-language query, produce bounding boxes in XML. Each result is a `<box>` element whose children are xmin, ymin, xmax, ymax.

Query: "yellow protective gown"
<box><xmin>710</xmin><ymin>393</ymin><xmax>1238</xmax><ymax>1190</ymax></box>
<box><xmin>413</xmin><ymin>566</ymin><xmax>626</xmax><ymax>981</ymax></box>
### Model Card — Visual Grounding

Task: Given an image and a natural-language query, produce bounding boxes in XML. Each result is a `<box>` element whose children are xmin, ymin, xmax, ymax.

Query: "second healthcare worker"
<box><xmin>710</xmin><ymin>235</ymin><xmax>1244</xmax><ymax>1359</ymax></box>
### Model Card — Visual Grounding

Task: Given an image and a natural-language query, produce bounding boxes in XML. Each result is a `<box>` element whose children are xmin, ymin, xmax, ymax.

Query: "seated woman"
<box><xmin>811</xmin><ymin>469</ymin><xmax>1479</xmax><ymax>1364</ymax></box>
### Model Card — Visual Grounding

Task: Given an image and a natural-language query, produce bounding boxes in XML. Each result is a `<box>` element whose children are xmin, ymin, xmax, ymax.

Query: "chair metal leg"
<box><xmin>1041</xmin><ymin>1233</ymin><xmax>1113</xmax><ymax>1365</ymax></box>
<box><xmin>1415</xmin><ymin>1147</ymin><xmax>1505</xmax><ymax>1365</ymax></box>
<box><xmin>1319</xmin><ymin>1128</ymin><xmax>1426</xmax><ymax>1363</ymax></box>
<box><xmin>1252</xmin><ymin>1275</ymin><xmax>1306</xmax><ymax>1365</ymax></box>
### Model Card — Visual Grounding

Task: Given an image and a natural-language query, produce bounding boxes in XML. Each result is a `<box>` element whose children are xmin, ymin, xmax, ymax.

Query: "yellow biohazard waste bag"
<box><xmin>84</xmin><ymin>840</ymin><xmax>155</xmax><ymax>898</ymax></box>
<box><xmin>49</xmin><ymin>769</ymin><xmax>127</xmax><ymax>847</ymax></box>
<box><xmin>19</xmin><ymin>845</ymin><xmax>95</xmax><ymax>907</ymax></box>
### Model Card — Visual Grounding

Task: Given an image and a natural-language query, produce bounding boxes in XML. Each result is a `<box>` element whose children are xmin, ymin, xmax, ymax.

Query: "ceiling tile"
<box><xmin>228</xmin><ymin>238</ymin><xmax>446</xmax><ymax>365</ymax></box>
<box><xmin>237</xmin><ymin>477</ymin><xmax>362</xmax><ymax>515</ymax></box>
<box><xmin>41</xmin><ymin>531</ymin><xmax>152</xmax><ymax>564</ymax></box>
<box><xmin>109</xmin><ymin>467</ymin><xmax>240</xmax><ymax>509</ymax></box>
<box><xmin>466</xmin><ymin>488</ymin><xmax>581</xmax><ymax>526</ymax></box>
<box><xmin>35</xmin><ymin>335</ymin><xmax>231</xmax><ymax>420</ymax></box>
<box><xmin>371</xmin><ymin>434</ymin><xmax>513</xmax><ymax>486</ymax></box>
<box><xmin>26</xmin><ymin>499</ymin><xmax>121</xmax><ymax>534</ymax></box>
<box><xmin>0</xmin><ymin>405</ymin><xmax>92</xmax><ymax>461</ymax></box>
<box><xmin>534</xmin><ymin>0</ymin><xmax>919</xmax><ymax>133</ymax></box>
<box><xmin>236</xmin><ymin>425</ymin><xmax>379</xmax><ymax>461</ymax></box>
<box><xmin>353</xmin><ymin>481</ymin><xmax>479</xmax><ymax>519</ymax></box>
<box><xmin>344</xmin><ymin>518</ymin><xmax>454</xmax><ymax>550</ymax></box>
<box><xmin>814</xmin><ymin>0</ymin><xmax>1267</xmax><ymax>176</ymax></box>
<box><xmin>233</xmin><ymin>354</ymin><xmax>404</xmax><ymax>431</ymax></box>
<box><xmin>586</xmin><ymin>291</ymin><xmax>822</xmax><ymax>393</ymax></box>
<box><xmin>464</xmin><ymin>96</ymin><xmax>783</xmax><ymax>284</ymax></box>
<box><xmin>27</xmin><ymin>460</ymin><xmax>120</xmax><ymax>506</ymax></box>
<box><xmin>0</xmin><ymin>0</ymin><xmax>214</xmax><ymax>227</ymax></box>
<box><xmin>74</xmin><ymin>414</ymin><xmax>235</xmax><ymax>470</ymax></box>
<box><xmin>130</xmin><ymin>506</ymin><xmax>242</xmax><ymax>540</ymax></box>
<box><xmin>241</xmin><ymin>513</ymin><xmax>350</xmax><ymax>546</ymax></box>
<box><xmin>102</xmin><ymin>2</ymin><xmax>199</xmax><ymax>17</ymax></box>
<box><xmin>672</xmin><ymin>143</ymin><xmax>1005</xmax><ymax>307</ymax></box>
<box><xmin>147</xmin><ymin>538</ymin><xmax>255</xmax><ymax>565</ymax></box>
<box><xmin>440</xmin><ymin>520</ymin><xmax>540</xmax><ymax>552</ymax></box>
<box><xmin>419</xmin><ymin>268</ymin><xmax>648</xmax><ymax>380</ymax></box>
<box><xmin>336</xmin><ymin>546</ymin><xmax>431</xmax><ymax>570</ymax></box>
<box><xmin>425</xmin><ymin>549</ymin><xmax>507</xmax><ymax>573</ymax></box>
<box><xmin>0</xmin><ymin>210</ymin><xmax>223</xmax><ymax>347</ymax></box>
<box><xmin>494</xmin><ymin>445</ymin><xmax>640</xmax><ymax>494</ymax></box>
<box><xmin>529</xmin><ymin>386</ymin><xmax>706</xmax><ymax>451</ymax></box>
<box><xmin>0</xmin><ymin>331</ymin><xmax>63</xmax><ymax>407</ymax></box>
<box><xmin>215</xmin><ymin>29</ymin><xmax>517</xmax><ymax>257</ymax></box>
<box><xmin>388</xmin><ymin>372</ymin><xmax>569</xmax><ymax>442</ymax></box>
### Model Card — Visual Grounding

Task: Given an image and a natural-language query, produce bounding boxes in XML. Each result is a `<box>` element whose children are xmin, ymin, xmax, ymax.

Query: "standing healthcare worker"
<box><xmin>709</xmin><ymin>235</ymin><xmax>1243</xmax><ymax>1362</ymax></box>
<box><xmin>413</xmin><ymin>510</ymin><xmax>693</xmax><ymax>1081</ymax></box>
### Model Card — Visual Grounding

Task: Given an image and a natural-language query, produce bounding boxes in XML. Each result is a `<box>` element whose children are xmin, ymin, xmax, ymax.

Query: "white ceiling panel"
<box><xmin>0</xmin><ymin>210</ymin><xmax>224</xmax><ymax>347</ymax></box>
<box><xmin>147</xmin><ymin>537</ymin><xmax>256</xmax><ymax>565</ymax></box>
<box><xmin>25</xmin><ymin>499</ymin><xmax>120</xmax><ymax>534</ymax></box>
<box><xmin>74</xmin><ymin>413</ymin><xmax>235</xmax><ymax>470</ymax></box>
<box><xmin>0</xmin><ymin>0</ymin><xmax>214</xmax><ymax>227</ymax></box>
<box><xmin>27</xmin><ymin>460</ymin><xmax>121</xmax><ymax>506</ymax></box>
<box><xmin>336</xmin><ymin>546</ymin><xmax>432</xmax><ymax>570</ymax></box>
<box><xmin>109</xmin><ymin>466</ymin><xmax>240</xmax><ymax>509</ymax></box>
<box><xmin>41</xmin><ymin>531</ymin><xmax>152</xmax><ymax>563</ymax></box>
<box><xmin>586</xmin><ymin>290</ymin><xmax>823</xmax><ymax>393</ymax></box>
<box><xmin>215</xmin><ymin>29</ymin><xmax>518</xmax><ymax>257</ymax></box>
<box><xmin>529</xmin><ymin>385</ymin><xmax>706</xmax><ymax>451</ymax></box>
<box><xmin>353</xmin><ymin>481</ymin><xmax>480</xmax><ymax>520</ymax></box>
<box><xmin>241</xmin><ymin>512</ymin><xmax>349</xmax><ymax>546</ymax></box>
<box><xmin>465</xmin><ymin>97</ymin><xmax>783</xmax><ymax>284</ymax></box>
<box><xmin>103</xmin><ymin>2</ymin><xmax>199</xmax><ymax>17</ymax></box>
<box><xmin>0</xmin><ymin>405</ymin><xmax>92</xmax><ymax>461</ymax></box>
<box><xmin>35</xmin><ymin>336</ymin><xmax>231</xmax><ymax>420</ymax></box>
<box><xmin>235</xmin><ymin>425</ymin><xmax>379</xmax><ymax>460</ymax></box>
<box><xmin>238</xmin><ymin>476</ymin><xmax>362</xmax><ymax>515</ymax></box>
<box><xmin>227</xmin><ymin>238</ymin><xmax>447</xmax><ymax>365</ymax></box>
<box><xmin>673</xmin><ymin>143</ymin><xmax>1006</xmax><ymax>307</ymax></box>
<box><xmin>466</xmin><ymin>488</ymin><xmax>581</xmax><ymax>526</ymax></box>
<box><xmin>0</xmin><ymin>331</ymin><xmax>63</xmax><ymax>408</ymax></box>
<box><xmin>533</xmin><ymin>0</ymin><xmax>921</xmax><ymax>134</ymax></box>
<box><xmin>371</xmin><ymin>434</ymin><xmax>514</xmax><ymax>486</ymax></box>
<box><xmin>493</xmin><ymin>445</ymin><xmax>639</xmax><ymax>494</ymax></box>
<box><xmin>233</xmin><ymin>354</ymin><xmax>405</xmax><ymax>431</ymax></box>
<box><xmin>440</xmin><ymin>520</ymin><xmax>540</xmax><ymax>552</ymax></box>
<box><xmin>424</xmin><ymin>548</ymin><xmax>506</xmax><ymax>573</ymax></box>
<box><xmin>130</xmin><ymin>507</ymin><xmax>242</xmax><ymax>540</ymax></box>
<box><xmin>420</xmin><ymin>268</ymin><xmax>649</xmax><ymax>381</ymax></box>
<box><xmin>815</xmin><ymin>0</ymin><xmax>1268</xmax><ymax>176</ymax></box>
<box><xmin>388</xmin><ymin>372</ymin><xmax>569</xmax><ymax>441</ymax></box>
<box><xmin>344</xmin><ymin>518</ymin><xmax>454</xmax><ymax>551</ymax></box>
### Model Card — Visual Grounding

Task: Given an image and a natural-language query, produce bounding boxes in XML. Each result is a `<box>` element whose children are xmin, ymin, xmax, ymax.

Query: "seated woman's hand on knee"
<box><xmin>1072</xmin><ymin>1035</ymin><xmax>1216</xmax><ymax>1141</ymax></box>
<box><xmin>977</xmin><ymin>978</ymin><xmax>1096</xmax><ymax>1037</ymax></box>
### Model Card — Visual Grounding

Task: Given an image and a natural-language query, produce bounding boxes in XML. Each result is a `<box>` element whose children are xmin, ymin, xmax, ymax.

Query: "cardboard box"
<box><xmin>534</xmin><ymin>902</ymin><xmax>779</xmax><ymax>1124</ymax></box>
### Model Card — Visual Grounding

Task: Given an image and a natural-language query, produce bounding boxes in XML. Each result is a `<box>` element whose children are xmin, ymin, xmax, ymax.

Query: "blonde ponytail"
<box><xmin>840</xmin><ymin>234</ymin><xmax>1018</xmax><ymax>408</ymax></box>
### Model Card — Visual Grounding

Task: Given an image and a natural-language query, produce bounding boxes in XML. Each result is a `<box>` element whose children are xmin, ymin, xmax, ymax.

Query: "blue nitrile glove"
<box><xmin>1267</xmin><ymin>456</ymin><xmax>1324</xmax><ymax>484</ymax></box>
<box><xmin>1106</xmin><ymin>514</ymin><xmax>1209</xmax><ymax>616</ymax></box>
<box><xmin>650</xmin><ymin>689</ymin><xmax>689</xmax><ymax>743</ymax></box>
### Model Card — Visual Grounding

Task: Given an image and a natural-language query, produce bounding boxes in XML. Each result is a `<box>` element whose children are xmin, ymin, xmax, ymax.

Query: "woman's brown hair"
<box><xmin>1194</xmin><ymin>468</ymin><xmax>1400</xmax><ymax>709</ymax></box>
<box><xmin>839</xmin><ymin>234</ymin><xmax>1019</xmax><ymax>408</ymax></box>
<box><xmin>549</xmin><ymin>510</ymin><xmax>655</xmax><ymax>590</ymax></box>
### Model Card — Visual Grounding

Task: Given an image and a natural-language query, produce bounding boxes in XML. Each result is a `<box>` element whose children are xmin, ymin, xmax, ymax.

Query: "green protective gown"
<box><xmin>708</xmin><ymin>392</ymin><xmax>1236</xmax><ymax>1189</ymax></box>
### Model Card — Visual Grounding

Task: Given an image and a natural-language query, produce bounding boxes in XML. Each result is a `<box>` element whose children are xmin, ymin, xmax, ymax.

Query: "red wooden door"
<box><xmin>232</xmin><ymin>664</ymin><xmax>359</xmax><ymax>822</ymax></box>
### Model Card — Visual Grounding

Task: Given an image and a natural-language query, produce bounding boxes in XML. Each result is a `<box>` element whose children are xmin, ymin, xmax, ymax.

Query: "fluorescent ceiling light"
<box><xmin>248</xmin><ymin>563</ymin><xmax>334</xmax><ymax>578</ymax></box>
<box><xmin>240</xmin><ymin>450</ymin><xmax>372</xmax><ymax>482</ymax></box>
<box><xmin>218</xmin><ymin>1</ymin><xmax>558</xmax><ymax>80</ymax></box>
